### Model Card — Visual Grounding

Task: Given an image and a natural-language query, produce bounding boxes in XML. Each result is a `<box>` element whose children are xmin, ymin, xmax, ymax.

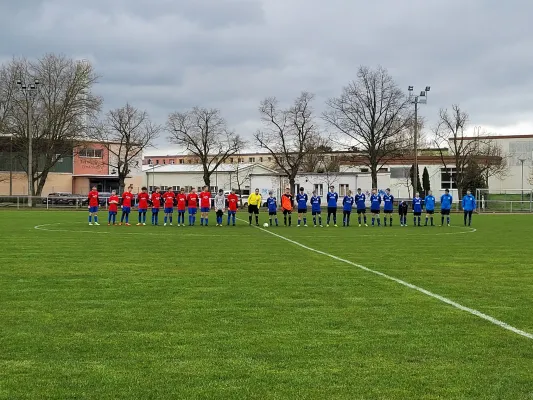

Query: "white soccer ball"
<box><xmin>263</xmin><ymin>223</ymin><xmax>269</xmax><ymax>227</ymax></box>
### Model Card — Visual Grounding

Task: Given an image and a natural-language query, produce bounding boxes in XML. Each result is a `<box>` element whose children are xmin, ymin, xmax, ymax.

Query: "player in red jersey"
<box><xmin>163</xmin><ymin>188</ymin><xmax>175</xmax><ymax>226</ymax></box>
<box><xmin>227</xmin><ymin>190</ymin><xmax>239</xmax><ymax>226</ymax></box>
<box><xmin>176</xmin><ymin>188</ymin><xmax>187</xmax><ymax>226</ymax></box>
<box><xmin>108</xmin><ymin>190</ymin><xmax>119</xmax><ymax>225</ymax></box>
<box><xmin>199</xmin><ymin>186</ymin><xmax>212</xmax><ymax>226</ymax></box>
<box><xmin>136</xmin><ymin>187</ymin><xmax>150</xmax><ymax>226</ymax></box>
<box><xmin>150</xmin><ymin>187</ymin><xmax>161</xmax><ymax>225</ymax></box>
<box><xmin>120</xmin><ymin>185</ymin><xmax>134</xmax><ymax>226</ymax></box>
<box><xmin>87</xmin><ymin>185</ymin><xmax>100</xmax><ymax>225</ymax></box>
<box><xmin>187</xmin><ymin>188</ymin><xmax>199</xmax><ymax>226</ymax></box>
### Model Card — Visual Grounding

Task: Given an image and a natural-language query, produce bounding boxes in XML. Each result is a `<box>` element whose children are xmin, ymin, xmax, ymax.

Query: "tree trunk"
<box><xmin>36</xmin><ymin>173</ymin><xmax>47</xmax><ymax>197</ymax></box>
<box><xmin>118</xmin><ymin>176</ymin><xmax>126</xmax><ymax>194</ymax></box>
<box><xmin>371</xmin><ymin>166</ymin><xmax>378</xmax><ymax>189</ymax></box>
<box><xmin>289</xmin><ymin>177</ymin><xmax>296</xmax><ymax>195</ymax></box>
<box><xmin>203</xmin><ymin>171</ymin><xmax>211</xmax><ymax>188</ymax></box>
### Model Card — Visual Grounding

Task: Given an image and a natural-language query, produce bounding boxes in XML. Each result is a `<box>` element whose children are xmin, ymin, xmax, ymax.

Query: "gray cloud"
<box><xmin>2</xmin><ymin>0</ymin><xmax>533</xmax><ymax>151</ymax></box>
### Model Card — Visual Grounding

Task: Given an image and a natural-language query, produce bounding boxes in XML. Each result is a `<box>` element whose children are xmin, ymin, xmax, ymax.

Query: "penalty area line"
<box><xmin>246</xmin><ymin>221</ymin><xmax>532</xmax><ymax>340</ymax></box>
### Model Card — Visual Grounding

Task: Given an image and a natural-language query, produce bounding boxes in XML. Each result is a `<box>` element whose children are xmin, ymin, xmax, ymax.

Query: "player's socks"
<box><xmin>275</xmin><ymin>218</ymin><xmax>278</xmax><ymax>226</ymax></box>
<box><xmin>89</xmin><ymin>215</ymin><xmax>92</xmax><ymax>223</ymax></box>
<box><xmin>232</xmin><ymin>215</ymin><xmax>236</xmax><ymax>225</ymax></box>
<box><xmin>249</xmin><ymin>215</ymin><xmax>252</xmax><ymax>225</ymax></box>
<box><xmin>94</xmin><ymin>216</ymin><xmax>98</xmax><ymax>223</ymax></box>
<box><xmin>205</xmin><ymin>217</ymin><xmax>208</xmax><ymax>226</ymax></box>
<box><xmin>347</xmin><ymin>214</ymin><xmax>350</xmax><ymax>226</ymax></box>
<box><xmin>364</xmin><ymin>216</ymin><xmax>367</xmax><ymax>224</ymax></box>
<box><xmin>390</xmin><ymin>217</ymin><xmax>392</xmax><ymax>226</ymax></box>
<box><xmin>125</xmin><ymin>214</ymin><xmax>129</xmax><ymax>223</ymax></box>
<box><xmin>371</xmin><ymin>217</ymin><xmax>375</xmax><ymax>226</ymax></box>
<box><xmin>201</xmin><ymin>217</ymin><xmax>204</xmax><ymax>226</ymax></box>
<box><xmin>447</xmin><ymin>216</ymin><xmax>450</xmax><ymax>225</ymax></box>
<box><xmin>255</xmin><ymin>216</ymin><xmax>259</xmax><ymax>225</ymax></box>
<box><xmin>430</xmin><ymin>217</ymin><xmax>434</xmax><ymax>226</ymax></box>
<box><xmin>425</xmin><ymin>217</ymin><xmax>428</xmax><ymax>226</ymax></box>
<box><xmin>298</xmin><ymin>218</ymin><xmax>301</xmax><ymax>226</ymax></box>
<box><xmin>333</xmin><ymin>216</ymin><xmax>336</xmax><ymax>225</ymax></box>
<box><xmin>303</xmin><ymin>217</ymin><xmax>307</xmax><ymax>225</ymax></box>
<box><xmin>284</xmin><ymin>216</ymin><xmax>287</xmax><ymax>225</ymax></box>
<box><xmin>377</xmin><ymin>217</ymin><xmax>380</xmax><ymax>226</ymax></box>
<box><xmin>288</xmin><ymin>216</ymin><xmax>292</xmax><ymax>226</ymax></box>
<box><xmin>418</xmin><ymin>216</ymin><xmax>421</xmax><ymax>226</ymax></box>
<box><xmin>441</xmin><ymin>216</ymin><xmax>444</xmax><ymax>225</ymax></box>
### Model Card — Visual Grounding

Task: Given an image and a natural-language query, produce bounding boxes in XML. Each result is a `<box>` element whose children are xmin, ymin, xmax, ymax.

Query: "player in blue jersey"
<box><xmin>424</xmin><ymin>190</ymin><xmax>436</xmax><ymax>226</ymax></box>
<box><xmin>296</xmin><ymin>187</ymin><xmax>309</xmax><ymax>227</ymax></box>
<box><xmin>370</xmin><ymin>188</ymin><xmax>381</xmax><ymax>226</ymax></box>
<box><xmin>440</xmin><ymin>188</ymin><xmax>453</xmax><ymax>226</ymax></box>
<box><xmin>398</xmin><ymin>200</ymin><xmax>408</xmax><ymax>226</ymax></box>
<box><xmin>342</xmin><ymin>190</ymin><xmax>355</xmax><ymax>226</ymax></box>
<box><xmin>382</xmin><ymin>188</ymin><xmax>394</xmax><ymax>226</ymax></box>
<box><xmin>413</xmin><ymin>192</ymin><xmax>423</xmax><ymax>226</ymax></box>
<box><xmin>462</xmin><ymin>189</ymin><xmax>476</xmax><ymax>226</ymax></box>
<box><xmin>266</xmin><ymin>191</ymin><xmax>279</xmax><ymax>227</ymax></box>
<box><xmin>310</xmin><ymin>190</ymin><xmax>323</xmax><ymax>227</ymax></box>
<box><xmin>355</xmin><ymin>188</ymin><xmax>368</xmax><ymax>227</ymax></box>
<box><xmin>326</xmin><ymin>186</ymin><xmax>338</xmax><ymax>227</ymax></box>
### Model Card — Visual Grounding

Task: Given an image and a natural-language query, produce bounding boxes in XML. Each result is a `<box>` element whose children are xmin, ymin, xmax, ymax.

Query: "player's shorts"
<box><xmin>268</xmin><ymin>211</ymin><xmax>277</xmax><ymax>216</ymax></box>
<box><xmin>108</xmin><ymin>211</ymin><xmax>117</xmax><ymax>216</ymax></box>
<box><xmin>441</xmin><ymin>209</ymin><xmax>450</xmax><ymax>215</ymax></box>
<box><xmin>248</xmin><ymin>205</ymin><xmax>259</xmax><ymax>214</ymax></box>
<box><xmin>89</xmin><ymin>206</ymin><xmax>98</xmax><ymax>213</ymax></box>
<box><xmin>384</xmin><ymin>210</ymin><xmax>393</xmax><ymax>214</ymax></box>
<box><xmin>371</xmin><ymin>209</ymin><xmax>380</xmax><ymax>214</ymax></box>
<box><xmin>138</xmin><ymin>208</ymin><xmax>147</xmax><ymax>213</ymax></box>
<box><xmin>122</xmin><ymin>206</ymin><xmax>131</xmax><ymax>213</ymax></box>
<box><xmin>426</xmin><ymin>210</ymin><xmax>434</xmax><ymax>215</ymax></box>
<box><xmin>164</xmin><ymin>207</ymin><xmax>173</xmax><ymax>214</ymax></box>
<box><xmin>188</xmin><ymin>208</ymin><xmax>197</xmax><ymax>215</ymax></box>
<box><xmin>298</xmin><ymin>208</ymin><xmax>307</xmax><ymax>214</ymax></box>
<box><xmin>414</xmin><ymin>211</ymin><xmax>422</xmax><ymax>216</ymax></box>
<box><xmin>464</xmin><ymin>210</ymin><xmax>473</xmax><ymax>215</ymax></box>
<box><xmin>357</xmin><ymin>209</ymin><xmax>366</xmax><ymax>214</ymax></box>
<box><xmin>178</xmin><ymin>209</ymin><xmax>186</xmax><ymax>214</ymax></box>
<box><xmin>327</xmin><ymin>207</ymin><xmax>337</xmax><ymax>215</ymax></box>
<box><xmin>312</xmin><ymin>210</ymin><xmax>321</xmax><ymax>215</ymax></box>
<box><xmin>343</xmin><ymin>210</ymin><xmax>351</xmax><ymax>214</ymax></box>
<box><xmin>201</xmin><ymin>207</ymin><xmax>210</xmax><ymax>213</ymax></box>
<box><xmin>152</xmin><ymin>208</ymin><xmax>159</xmax><ymax>213</ymax></box>
<box><xmin>216</xmin><ymin>210</ymin><xmax>224</xmax><ymax>217</ymax></box>
<box><xmin>282</xmin><ymin>209</ymin><xmax>292</xmax><ymax>215</ymax></box>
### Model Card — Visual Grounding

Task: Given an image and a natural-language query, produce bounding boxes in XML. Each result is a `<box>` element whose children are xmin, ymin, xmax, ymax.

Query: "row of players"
<box><xmin>86</xmin><ymin>185</ymin><xmax>477</xmax><ymax>227</ymax></box>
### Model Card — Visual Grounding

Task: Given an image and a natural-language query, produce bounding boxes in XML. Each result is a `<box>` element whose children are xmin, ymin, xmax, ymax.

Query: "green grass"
<box><xmin>1</xmin><ymin>211</ymin><xmax>532</xmax><ymax>399</ymax></box>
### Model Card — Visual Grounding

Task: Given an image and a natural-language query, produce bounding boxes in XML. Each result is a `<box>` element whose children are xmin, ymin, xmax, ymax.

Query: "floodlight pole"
<box><xmin>408</xmin><ymin>85</ymin><xmax>430</xmax><ymax>196</ymax></box>
<box><xmin>519</xmin><ymin>158</ymin><xmax>526</xmax><ymax>203</ymax></box>
<box><xmin>17</xmin><ymin>79</ymin><xmax>40</xmax><ymax>207</ymax></box>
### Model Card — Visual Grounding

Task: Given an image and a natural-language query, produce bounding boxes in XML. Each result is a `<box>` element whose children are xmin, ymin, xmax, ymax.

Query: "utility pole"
<box><xmin>17</xmin><ymin>79</ymin><xmax>40</xmax><ymax>207</ymax></box>
<box><xmin>408</xmin><ymin>85</ymin><xmax>430</xmax><ymax>197</ymax></box>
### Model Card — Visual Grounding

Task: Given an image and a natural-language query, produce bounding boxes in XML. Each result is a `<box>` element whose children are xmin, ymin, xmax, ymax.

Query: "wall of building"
<box><xmin>0</xmin><ymin>172</ymin><xmax>73</xmax><ymax>196</ymax></box>
<box><xmin>74</xmin><ymin>143</ymin><xmax>109</xmax><ymax>175</ymax></box>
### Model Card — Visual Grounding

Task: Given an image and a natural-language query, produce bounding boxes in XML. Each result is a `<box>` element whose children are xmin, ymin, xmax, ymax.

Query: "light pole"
<box><xmin>17</xmin><ymin>78</ymin><xmax>40</xmax><ymax>207</ymax></box>
<box><xmin>408</xmin><ymin>85</ymin><xmax>430</xmax><ymax>196</ymax></box>
<box><xmin>519</xmin><ymin>157</ymin><xmax>526</xmax><ymax>204</ymax></box>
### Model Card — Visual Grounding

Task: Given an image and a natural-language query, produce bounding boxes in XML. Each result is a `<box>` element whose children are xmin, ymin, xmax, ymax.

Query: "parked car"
<box><xmin>42</xmin><ymin>192</ymin><xmax>85</xmax><ymax>206</ymax></box>
<box><xmin>97</xmin><ymin>192</ymin><xmax>113</xmax><ymax>206</ymax></box>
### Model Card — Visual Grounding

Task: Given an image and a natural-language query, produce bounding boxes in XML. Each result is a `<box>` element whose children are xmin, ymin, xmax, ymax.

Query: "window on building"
<box><xmin>163</xmin><ymin>160</ymin><xmax>166</xmax><ymax>164</ymax></box>
<box><xmin>169</xmin><ymin>159</ymin><xmax>175</xmax><ymax>165</ymax></box>
<box><xmin>259</xmin><ymin>157</ymin><xmax>263</xmax><ymax>162</ymax></box>
<box><xmin>179</xmin><ymin>159</ymin><xmax>184</xmax><ymax>164</ymax></box>
<box><xmin>314</xmin><ymin>183</ymin><xmax>324</xmax><ymax>196</ymax></box>
<box><xmin>339</xmin><ymin>184</ymin><xmax>349</xmax><ymax>196</ymax></box>
<box><xmin>390</xmin><ymin>167</ymin><xmax>410</xmax><ymax>179</ymax></box>
<box><xmin>156</xmin><ymin>160</ymin><xmax>159</xmax><ymax>165</ymax></box>
<box><xmin>55</xmin><ymin>154</ymin><xmax>63</xmax><ymax>163</ymax></box>
<box><xmin>229</xmin><ymin>157</ymin><xmax>234</xmax><ymax>163</ymax></box>
<box><xmin>172</xmin><ymin>186</ymin><xmax>179</xmax><ymax>191</ymax></box>
<box><xmin>79</xmin><ymin>148</ymin><xmax>103</xmax><ymax>158</ymax></box>
<box><xmin>441</xmin><ymin>168</ymin><xmax>457</xmax><ymax>189</ymax></box>
<box><xmin>360</xmin><ymin>168</ymin><xmax>369</xmax><ymax>173</ymax></box>
<box><xmin>238</xmin><ymin>158</ymin><xmax>244</xmax><ymax>163</ymax></box>
<box><xmin>268</xmin><ymin>157</ymin><xmax>272</xmax><ymax>161</ymax></box>
<box><xmin>378</xmin><ymin>167</ymin><xmax>388</xmax><ymax>172</ymax></box>
<box><xmin>249</xmin><ymin>157</ymin><xmax>255</xmax><ymax>162</ymax></box>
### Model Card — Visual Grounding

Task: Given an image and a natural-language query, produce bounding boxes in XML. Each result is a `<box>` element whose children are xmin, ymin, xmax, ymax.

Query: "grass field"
<box><xmin>1</xmin><ymin>210</ymin><xmax>532</xmax><ymax>399</ymax></box>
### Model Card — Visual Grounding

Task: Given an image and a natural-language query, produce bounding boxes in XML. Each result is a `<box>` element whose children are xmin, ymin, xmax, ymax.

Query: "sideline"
<box><xmin>240</xmin><ymin>219</ymin><xmax>532</xmax><ymax>340</ymax></box>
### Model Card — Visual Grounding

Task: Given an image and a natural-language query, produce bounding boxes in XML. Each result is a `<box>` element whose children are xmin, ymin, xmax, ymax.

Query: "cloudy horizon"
<box><xmin>2</xmin><ymin>0</ymin><xmax>533</xmax><ymax>154</ymax></box>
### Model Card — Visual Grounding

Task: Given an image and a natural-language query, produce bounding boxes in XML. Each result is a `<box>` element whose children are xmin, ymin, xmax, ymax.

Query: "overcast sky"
<box><xmin>2</xmin><ymin>0</ymin><xmax>533</xmax><ymax>153</ymax></box>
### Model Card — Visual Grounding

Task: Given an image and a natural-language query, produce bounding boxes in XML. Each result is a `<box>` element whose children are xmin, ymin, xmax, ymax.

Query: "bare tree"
<box><xmin>434</xmin><ymin>105</ymin><xmax>507</xmax><ymax>198</ymax></box>
<box><xmin>300</xmin><ymin>135</ymin><xmax>332</xmax><ymax>172</ymax></box>
<box><xmin>255</xmin><ymin>91</ymin><xmax>318</xmax><ymax>193</ymax></box>
<box><xmin>90</xmin><ymin>103</ymin><xmax>161</xmax><ymax>193</ymax></box>
<box><xmin>323</xmin><ymin>66</ymin><xmax>412</xmax><ymax>188</ymax></box>
<box><xmin>167</xmin><ymin>107</ymin><xmax>243</xmax><ymax>187</ymax></box>
<box><xmin>230</xmin><ymin>161</ymin><xmax>252</xmax><ymax>206</ymax></box>
<box><xmin>0</xmin><ymin>54</ymin><xmax>102</xmax><ymax>196</ymax></box>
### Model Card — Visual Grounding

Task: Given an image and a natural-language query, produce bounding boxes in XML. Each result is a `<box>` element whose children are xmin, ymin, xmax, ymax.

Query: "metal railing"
<box><xmin>0</xmin><ymin>195</ymin><xmax>126</xmax><ymax>209</ymax></box>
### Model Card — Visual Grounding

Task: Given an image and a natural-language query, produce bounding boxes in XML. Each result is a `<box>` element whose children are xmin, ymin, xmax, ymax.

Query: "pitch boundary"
<box><xmin>243</xmin><ymin>220</ymin><xmax>532</xmax><ymax>340</ymax></box>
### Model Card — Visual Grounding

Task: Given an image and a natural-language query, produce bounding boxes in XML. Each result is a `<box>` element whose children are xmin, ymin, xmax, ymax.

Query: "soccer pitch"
<box><xmin>1</xmin><ymin>211</ymin><xmax>532</xmax><ymax>399</ymax></box>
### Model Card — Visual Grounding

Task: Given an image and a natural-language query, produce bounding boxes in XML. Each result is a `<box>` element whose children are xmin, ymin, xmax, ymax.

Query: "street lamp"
<box><xmin>17</xmin><ymin>78</ymin><xmax>40</xmax><ymax>207</ymax></box>
<box><xmin>408</xmin><ymin>85</ymin><xmax>431</xmax><ymax>196</ymax></box>
<box><xmin>518</xmin><ymin>157</ymin><xmax>526</xmax><ymax>204</ymax></box>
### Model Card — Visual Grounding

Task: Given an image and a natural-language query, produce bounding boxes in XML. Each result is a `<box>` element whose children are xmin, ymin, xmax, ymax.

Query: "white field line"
<box><xmin>239</xmin><ymin>219</ymin><xmax>533</xmax><ymax>340</ymax></box>
<box><xmin>33</xmin><ymin>223</ymin><xmax>242</xmax><ymax>237</ymax></box>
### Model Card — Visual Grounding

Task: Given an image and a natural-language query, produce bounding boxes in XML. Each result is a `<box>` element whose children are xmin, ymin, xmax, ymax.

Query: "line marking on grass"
<box><xmin>241</xmin><ymin>220</ymin><xmax>532</xmax><ymax>340</ymax></box>
<box><xmin>33</xmin><ymin>223</ymin><xmax>243</xmax><ymax>237</ymax></box>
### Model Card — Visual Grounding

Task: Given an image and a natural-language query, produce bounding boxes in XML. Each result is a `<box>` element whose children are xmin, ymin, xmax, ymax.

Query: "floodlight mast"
<box><xmin>16</xmin><ymin>78</ymin><xmax>40</xmax><ymax>207</ymax></box>
<box><xmin>408</xmin><ymin>85</ymin><xmax>431</xmax><ymax>196</ymax></box>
